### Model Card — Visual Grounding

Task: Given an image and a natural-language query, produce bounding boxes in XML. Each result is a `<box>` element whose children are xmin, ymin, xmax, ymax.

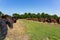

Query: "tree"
<box><xmin>51</xmin><ymin>14</ymin><xmax>58</xmax><ymax>19</ymax></box>
<box><xmin>37</xmin><ymin>13</ymin><xmax>41</xmax><ymax>18</ymax></box>
<box><xmin>31</xmin><ymin>13</ymin><xmax>37</xmax><ymax>18</ymax></box>
<box><xmin>41</xmin><ymin>12</ymin><xmax>45</xmax><ymax>18</ymax></box>
<box><xmin>13</xmin><ymin>13</ymin><xmax>20</xmax><ymax>19</ymax></box>
<box><xmin>0</xmin><ymin>11</ymin><xmax>3</xmax><ymax>16</ymax></box>
<box><xmin>24</xmin><ymin>13</ymin><xmax>28</xmax><ymax>18</ymax></box>
<box><xmin>19</xmin><ymin>14</ymin><xmax>24</xmax><ymax>19</ymax></box>
<box><xmin>44</xmin><ymin>14</ymin><xmax>51</xmax><ymax>18</ymax></box>
<box><xmin>27</xmin><ymin>13</ymin><xmax>32</xmax><ymax>18</ymax></box>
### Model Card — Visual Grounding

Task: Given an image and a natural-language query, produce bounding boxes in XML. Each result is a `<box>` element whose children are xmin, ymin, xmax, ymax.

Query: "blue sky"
<box><xmin>0</xmin><ymin>0</ymin><xmax>60</xmax><ymax>16</ymax></box>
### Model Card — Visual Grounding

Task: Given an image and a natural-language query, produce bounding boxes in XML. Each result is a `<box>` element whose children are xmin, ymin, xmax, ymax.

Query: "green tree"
<box><xmin>37</xmin><ymin>13</ymin><xmax>41</xmax><ymax>18</ymax></box>
<box><xmin>51</xmin><ymin>14</ymin><xmax>58</xmax><ymax>19</ymax></box>
<box><xmin>44</xmin><ymin>14</ymin><xmax>51</xmax><ymax>18</ymax></box>
<box><xmin>31</xmin><ymin>13</ymin><xmax>37</xmax><ymax>18</ymax></box>
<box><xmin>24</xmin><ymin>13</ymin><xmax>28</xmax><ymax>18</ymax></box>
<box><xmin>0</xmin><ymin>11</ymin><xmax>3</xmax><ymax>16</ymax></box>
<box><xmin>41</xmin><ymin>12</ymin><xmax>45</xmax><ymax>18</ymax></box>
<box><xmin>13</xmin><ymin>13</ymin><xmax>20</xmax><ymax>19</ymax></box>
<box><xmin>27</xmin><ymin>13</ymin><xmax>32</xmax><ymax>18</ymax></box>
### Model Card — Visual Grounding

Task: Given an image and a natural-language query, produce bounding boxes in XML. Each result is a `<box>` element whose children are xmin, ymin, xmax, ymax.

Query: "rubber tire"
<box><xmin>0</xmin><ymin>20</ymin><xmax>8</xmax><ymax>40</ymax></box>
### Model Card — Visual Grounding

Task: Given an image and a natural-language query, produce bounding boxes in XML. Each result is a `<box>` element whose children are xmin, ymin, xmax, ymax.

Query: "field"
<box><xmin>5</xmin><ymin>19</ymin><xmax>60</xmax><ymax>40</ymax></box>
<box><xmin>22</xmin><ymin>19</ymin><xmax>60</xmax><ymax>40</ymax></box>
<box><xmin>5</xmin><ymin>19</ymin><xmax>29</xmax><ymax>40</ymax></box>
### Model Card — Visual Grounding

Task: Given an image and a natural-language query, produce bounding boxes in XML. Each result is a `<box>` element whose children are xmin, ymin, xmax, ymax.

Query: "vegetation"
<box><xmin>12</xmin><ymin>12</ymin><xmax>59</xmax><ymax>19</ymax></box>
<box><xmin>22</xmin><ymin>19</ymin><xmax>60</xmax><ymax>40</ymax></box>
<box><xmin>0</xmin><ymin>11</ymin><xmax>59</xmax><ymax>19</ymax></box>
<box><xmin>0</xmin><ymin>11</ymin><xmax>60</xmax><ymax>40</ymax></box>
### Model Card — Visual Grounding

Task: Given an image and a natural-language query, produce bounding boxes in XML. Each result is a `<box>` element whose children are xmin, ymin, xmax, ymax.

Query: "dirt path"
<box><xmin>5</xmin><ymin>19</ymin><xmax>29</xmax><ymax>40</ymax></box>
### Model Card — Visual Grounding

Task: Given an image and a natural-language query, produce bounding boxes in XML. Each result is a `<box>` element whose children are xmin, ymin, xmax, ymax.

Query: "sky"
<box><xmin>0</xmin><ymin>0</ymin><xmax>60</xmax><ymax>16</ymax></box>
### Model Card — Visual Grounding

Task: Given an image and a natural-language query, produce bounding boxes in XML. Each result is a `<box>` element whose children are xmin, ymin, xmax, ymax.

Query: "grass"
<box><xmin>5</xmin><ymin>20</ymin><xmax>26</xmax><ymax>40</ymax></box>
<box><xmin>21</xmin><ymin>19</ymin><xmax>60</xmax><ymax>40</ymax></box>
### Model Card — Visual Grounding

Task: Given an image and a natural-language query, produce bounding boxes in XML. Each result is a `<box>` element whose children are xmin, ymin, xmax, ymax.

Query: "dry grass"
<box><xmin>5</xmin><ymin>19</ymin><xmax>29</xmax><ymax>40</ymax></box>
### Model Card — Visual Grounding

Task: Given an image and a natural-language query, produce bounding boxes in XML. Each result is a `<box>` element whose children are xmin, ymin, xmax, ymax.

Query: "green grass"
<box><xmin>21</xmin><ymin>19</ymin><xmax>60</xmax><ymax>40</ymax></box>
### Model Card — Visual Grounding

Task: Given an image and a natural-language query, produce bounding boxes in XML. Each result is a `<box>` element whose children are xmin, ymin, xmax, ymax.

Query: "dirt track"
<box><xmin>5</xmin><ymin>19</ymin><xmax>29</xmax><ymax>40</ymax></box>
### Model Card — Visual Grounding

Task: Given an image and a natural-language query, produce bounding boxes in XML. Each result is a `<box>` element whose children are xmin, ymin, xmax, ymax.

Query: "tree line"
<box><xmin>13</xmin><ymin>12</ymin><xmax>59</xmax><ymax>19</ymax></box>
<box><xmin>0</xmin><ymin>11</ymin><xmax>60</xmax><ymax>19</ymax></box>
